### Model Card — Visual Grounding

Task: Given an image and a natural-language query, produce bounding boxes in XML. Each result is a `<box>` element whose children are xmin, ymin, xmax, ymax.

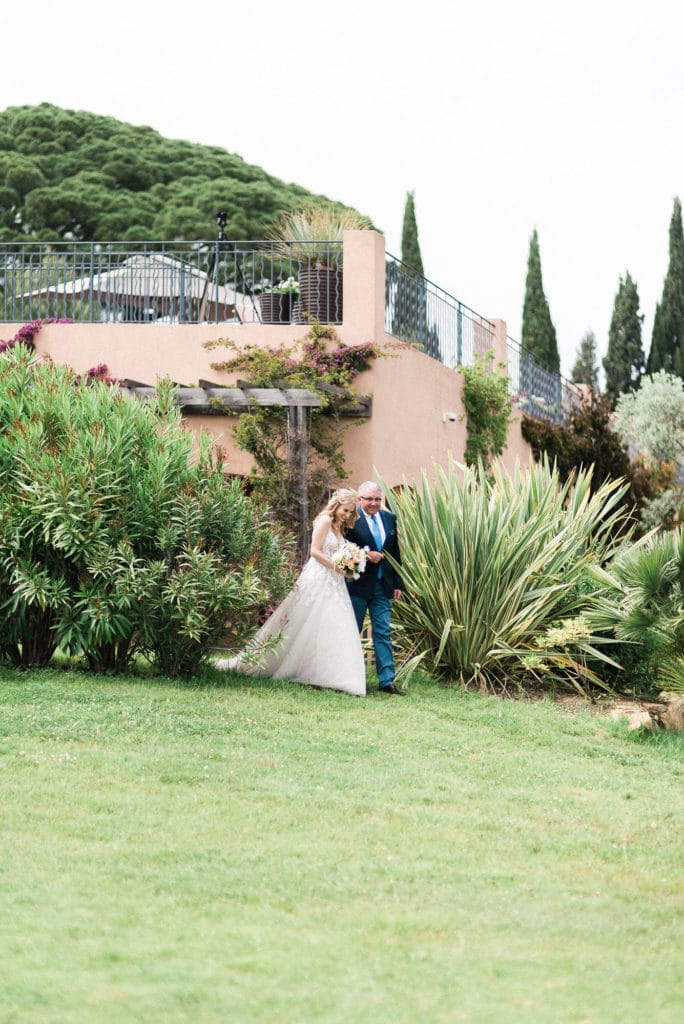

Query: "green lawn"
<box><xmin>1</xmin><ymin>666</ymin><xmax>682</xmax><ymax>1024</ymax></box>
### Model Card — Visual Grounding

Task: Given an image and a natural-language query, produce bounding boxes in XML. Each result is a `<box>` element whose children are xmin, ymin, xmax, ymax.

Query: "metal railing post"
<box><xmin>88</xmin><ymin>243</ymin><xmax>95</xmax><ymax>323</ymax></box>
<box><xmin>457</xmin><ymin>303</ymin><xmax>463</xmax><ymax>366</ymax></box>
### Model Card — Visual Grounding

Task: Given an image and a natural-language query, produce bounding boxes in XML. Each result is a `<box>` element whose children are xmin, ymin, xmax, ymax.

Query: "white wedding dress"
<box><xmin>215</xmin><ymin>530</ymin><xmax>366</xmax><ymax>696</ymax></box>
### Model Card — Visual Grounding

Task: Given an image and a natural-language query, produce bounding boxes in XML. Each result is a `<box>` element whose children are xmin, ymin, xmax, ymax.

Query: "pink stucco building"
<box><xmin>4</xmin><ymin>230</ymin><xmax>532</xmax><ymax>488</ymax></box>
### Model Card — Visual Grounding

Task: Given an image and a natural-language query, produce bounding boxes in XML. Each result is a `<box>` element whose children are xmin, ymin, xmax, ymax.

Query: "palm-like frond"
<box><xmin>658</xmin><ymin>656</ymin><xmax>684</xmax><ymax>695</ymax></box>
<box><xmin>585</xmin><ymin>526</ymin><xmax>684</xmax><ymax>690</ymax></box>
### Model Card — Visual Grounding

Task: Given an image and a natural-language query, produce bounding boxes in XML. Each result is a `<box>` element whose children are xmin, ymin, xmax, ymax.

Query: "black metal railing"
<box><xmin>384</xmin><ymin>256</ymin><xmax>578</xmax><ymax>424</ymax></box>
<box><xmin>385</xmin><ymin>254</ymin><xmax>494</xmax><ymax>369</ymax></box>
<box><xmin>0</xmin><ymin>240</ymin><xmax>344</xmax><ymax>325</ymax></box>
<box><xmin>506</xmin><ymin>335</ymin><xmax>583</xmax><ymax>424</ymax></box>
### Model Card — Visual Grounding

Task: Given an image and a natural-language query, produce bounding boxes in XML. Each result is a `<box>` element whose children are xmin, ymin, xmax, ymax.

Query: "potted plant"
<box><xmin>269</xmin><ymin>204</ymin><xmax>372</xmax><ymax>324</ymax></box>
<box><xmin>259</xmin><ymin>276</ymin><xmax>299</xmax><ymax>324</ymax></box>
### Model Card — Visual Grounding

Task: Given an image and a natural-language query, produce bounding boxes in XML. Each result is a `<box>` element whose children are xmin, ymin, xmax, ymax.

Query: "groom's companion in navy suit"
<box><xmin>345</xmin><ymin>481</ymin><xmax>404</xmax><ymax>695</ymax></box>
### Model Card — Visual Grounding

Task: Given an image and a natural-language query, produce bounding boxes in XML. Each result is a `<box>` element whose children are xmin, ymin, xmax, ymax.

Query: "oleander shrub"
<box><xmin>386</xmin><ymin>457</ymin><xmax>630</xmax><ymax>695</ymax></box>
<box><xmin>0</xmin><ymin>347</ymin><xmax>291</xmax><ymax>674</ymax></box>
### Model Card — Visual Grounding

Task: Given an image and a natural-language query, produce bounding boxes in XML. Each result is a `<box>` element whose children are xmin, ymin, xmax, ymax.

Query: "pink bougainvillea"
<box><xmin>0</xmin><ymin>317</ymin><xmax>72</xmax><ymax>354</ymax></box>
<box><xmin>0</xmin><ymin>319</ymin><xmax>122</xmax><ymax>384</ymax></box>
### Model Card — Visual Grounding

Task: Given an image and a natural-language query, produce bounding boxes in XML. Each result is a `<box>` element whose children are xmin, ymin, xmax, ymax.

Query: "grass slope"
<box><xmin>1</xmin><ymin>667</ymin><xmax>682</xmax><ymax>1024</ymax></box>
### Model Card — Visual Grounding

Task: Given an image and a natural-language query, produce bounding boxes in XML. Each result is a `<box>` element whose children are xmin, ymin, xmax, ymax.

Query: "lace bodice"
<box><xmin>321</xmin><ymin>529</ymin><xmax>344</xmax><ymax>561</ymax></box>
<box><xmin>295</xmin><ymin>530</ymin><xmax>350</xmax><ymax>608</ymax></box>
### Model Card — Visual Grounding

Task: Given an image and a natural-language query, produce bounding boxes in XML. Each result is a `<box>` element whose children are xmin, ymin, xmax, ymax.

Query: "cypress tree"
<box><xmin>521</xmin><ymin>229</ymin><xmax>560</xmax><ymax>373</ymax></box>
<box><xmin>603</xmin><ymin>271</ymin><xmax>645</xmax><ymax>404</ymax></box>
<box><xmin>571</xmin><ymin>330</ymin><xmax>600</xmax><ymax>392</ymax></box>
<box><xmin>401</xmin><ymin>191</ymin><xmax>424</xmax><ymax>274</ymax></box>
<box><xmin>647</xmin><ymin>197</ymin><xmax>684</xmax><ymax>378</ymax></box>
<box><xmin>391</xmin><ymin>191</ymin><xmax>434</xmax><ymax>354</ymax></box>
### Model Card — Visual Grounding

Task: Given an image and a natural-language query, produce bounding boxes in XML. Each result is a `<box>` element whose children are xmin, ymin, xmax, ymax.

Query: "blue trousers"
<box><xmin>350</xmin><ymin>580</ymin><xmax>395</xmax><ymax>689</ymax></box>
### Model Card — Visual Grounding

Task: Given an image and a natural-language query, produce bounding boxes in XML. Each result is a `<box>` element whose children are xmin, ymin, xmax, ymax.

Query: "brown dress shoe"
<box><xmin>379</xmin><ymin>684</ymin><xmax>404</xmax><ymax>696</ymax></box>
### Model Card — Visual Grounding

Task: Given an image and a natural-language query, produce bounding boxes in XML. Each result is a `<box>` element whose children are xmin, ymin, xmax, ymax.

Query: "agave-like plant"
<box><xmin>384</xmin><ymin>457</ymin><xmax>631</xmax><ymax>694</ymax></box>
<box><xmin>268</xmin><ymin>203</ymin><xmax>373</xmax><ymax>269</ymax></box>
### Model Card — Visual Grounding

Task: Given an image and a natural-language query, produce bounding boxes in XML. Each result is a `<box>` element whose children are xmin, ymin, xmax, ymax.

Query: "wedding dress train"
<box><xmin>215</xmin><ymin>530</ymin><xmax>366</xmax><ymax>696</ymax></box>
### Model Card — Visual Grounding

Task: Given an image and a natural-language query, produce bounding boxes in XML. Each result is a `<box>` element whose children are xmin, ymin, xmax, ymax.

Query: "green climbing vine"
<box><xmin>459</xmin><ymin>354</ymin><xmax>513</xmax><ymax>470</ymax></box>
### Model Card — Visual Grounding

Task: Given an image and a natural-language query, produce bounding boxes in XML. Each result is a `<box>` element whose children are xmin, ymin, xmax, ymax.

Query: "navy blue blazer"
<box><xmin>345</xmin><ymin>508</ymin><xmax>403</xmax><ymax>599</ymax></box>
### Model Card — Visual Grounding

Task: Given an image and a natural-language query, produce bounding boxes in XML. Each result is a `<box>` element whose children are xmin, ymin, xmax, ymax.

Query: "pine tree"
<box><xmin>647</xmin><ymin>197</ymin><xmax>684</xmax><ymax>378</ymax></box>
<box><xmin>603</xmin><ymin>271</ymin><xmax>645</xmax><ymax>404</ymax></box>
<box><xmin>401</xmin><ymin>191</ymin><xmax>424</xmax><ymax>274</ymax></box>
<box><xmin>521</xmin><ymin>229</ymin><xmax>560</xmax><ymax>373</ymax></box>
<box><xmin>571</xmin><ymin>330</ymin><xmax>600</xmax><ymax>392</ymax></box>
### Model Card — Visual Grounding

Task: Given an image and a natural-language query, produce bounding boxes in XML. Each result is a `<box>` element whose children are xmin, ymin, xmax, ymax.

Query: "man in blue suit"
<box><xmin>345</xmin><ymin>481</ymin><xmax>404</xmax><ymax>695</ymax></box>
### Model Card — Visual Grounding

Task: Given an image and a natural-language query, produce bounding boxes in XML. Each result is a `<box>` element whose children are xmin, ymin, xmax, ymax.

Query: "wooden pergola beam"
<box><xmin>120</xmin><ymin>381</ymin><xmax>371</xmax><ymax>417</ymax></box>
<box><xmin>119</xmin><ymin>378</ymin><xmax>371</xmax><ymax>564</ymax></box>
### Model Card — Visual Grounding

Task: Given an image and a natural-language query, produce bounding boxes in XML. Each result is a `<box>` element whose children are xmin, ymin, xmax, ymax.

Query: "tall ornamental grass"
<box><xmin>387</xmin><ymin>458</ymin><xmax>630</xmax><ymax>693</ymax></box>
<box><xmin>0</xmin><ymin>347</ymin><xmax>291</xmax><ymax>674</ymax></box>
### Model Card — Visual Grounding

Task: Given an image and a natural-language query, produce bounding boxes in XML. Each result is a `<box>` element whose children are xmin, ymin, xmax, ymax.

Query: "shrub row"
<box><xmin>388</xmin><ymin>458</ymin><xmax>684</xmax><ymax>698</ymax></box>
<box><xmin>0</xmin><ymin>348</ymin><xmax>292</xmax><ymax>675</ymax></box>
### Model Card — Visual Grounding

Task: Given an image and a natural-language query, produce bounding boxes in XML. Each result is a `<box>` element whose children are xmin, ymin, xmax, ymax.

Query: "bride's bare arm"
<box><xmin>310</xmin><ymin>514</ymin><xmax>340</xmax><ymax>572</ymax></box>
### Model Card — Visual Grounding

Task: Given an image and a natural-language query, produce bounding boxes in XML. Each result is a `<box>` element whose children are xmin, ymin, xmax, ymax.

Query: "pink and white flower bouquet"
<box><xmin>333</xmin><ymin>540</ymin><xmax>368</xmax><ymax>580</ymax></box>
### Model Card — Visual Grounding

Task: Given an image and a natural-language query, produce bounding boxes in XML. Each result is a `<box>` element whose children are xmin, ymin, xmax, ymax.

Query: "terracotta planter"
<box><xmin>260</xmin><ymin>291</ymin><xmax>295</xmax><ymax>324</ymax></box>
<box><xmin>298</xmin><ymin>265</ymin><xmax>343</xmax><ymax>324</ymax></box>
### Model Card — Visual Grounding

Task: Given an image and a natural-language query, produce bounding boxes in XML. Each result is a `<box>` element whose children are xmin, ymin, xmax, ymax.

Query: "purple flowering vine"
<box><xmin>0</xmin><ymin>317</ymin><xmax>72</xmax><ymax>354</ymax></box>
<box><xmin>74</xmin><ymin>364</ymin><xmax>124</xmax><ymax>386</ymax></box>
<box><xmin>206</xmin><ymin>323</ymin><xmax>385</xmax><ymax>392</ymax></box>
<box><xmin>0</xmin><ymin>318</ymin><xmax>123</xmax><ymax>384</ymax></box>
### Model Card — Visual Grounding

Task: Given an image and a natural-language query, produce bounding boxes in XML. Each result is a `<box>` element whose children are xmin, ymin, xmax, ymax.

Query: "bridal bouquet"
<box><xmin>333</xmin><ymin>540</ymin><xmax>368</xmax><ymax>580</ymax></box>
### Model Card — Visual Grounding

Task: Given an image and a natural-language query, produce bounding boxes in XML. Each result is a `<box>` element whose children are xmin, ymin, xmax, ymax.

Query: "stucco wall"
<box><xmin>344</xmin><ymin>342</ymin><xmax>468</xmax><ymax>488</ymax></box>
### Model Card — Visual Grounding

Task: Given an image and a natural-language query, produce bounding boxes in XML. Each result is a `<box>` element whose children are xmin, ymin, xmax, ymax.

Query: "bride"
<box><xmin>215</xmin><ymin>489</ymin><xmax>366</xmax><ymax>696</ymax></box>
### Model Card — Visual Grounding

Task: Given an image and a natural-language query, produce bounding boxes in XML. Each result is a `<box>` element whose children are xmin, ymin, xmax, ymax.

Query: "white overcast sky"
<box><xmin>3</xmin><ymin>0</ymin><xmax>683</xmax><ymax>377</ymax></box>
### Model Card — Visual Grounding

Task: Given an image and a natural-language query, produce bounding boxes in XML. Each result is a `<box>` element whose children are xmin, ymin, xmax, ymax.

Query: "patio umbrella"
<box><xmin>18</xmin><ymin>253</ymin><xmax>255</xmax><ymax>323</ymax></box>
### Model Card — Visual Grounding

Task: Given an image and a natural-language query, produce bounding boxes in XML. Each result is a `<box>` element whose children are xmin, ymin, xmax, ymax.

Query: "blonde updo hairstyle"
<box><xmin>316</xmin><ymin>488</ymin><xmax>359</xmax><ymax>530</ymax></box>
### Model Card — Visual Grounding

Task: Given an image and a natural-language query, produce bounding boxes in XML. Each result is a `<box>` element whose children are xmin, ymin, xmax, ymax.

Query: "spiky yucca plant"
<box><xmin>269</xmin><ymin>203</ymin><xmax>372</xmax><ymax>268</ymax></box>
<box><xmin>385</xmin><ymin>458</ymin><xmax>630</xmax><ymax>694</ymax></box>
